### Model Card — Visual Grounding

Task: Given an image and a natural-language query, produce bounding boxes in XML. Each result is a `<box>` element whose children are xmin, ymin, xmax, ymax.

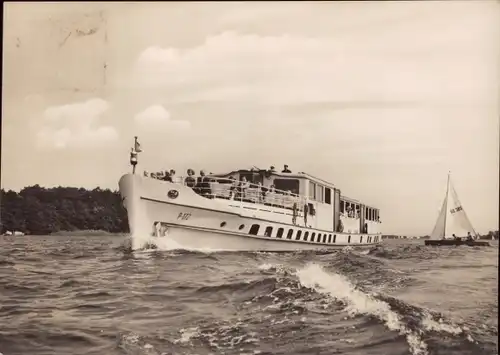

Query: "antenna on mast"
<box><xmin>130</xmin><ymin>136</ymin><xmax>142</xmax><ymax>174</ymax></box>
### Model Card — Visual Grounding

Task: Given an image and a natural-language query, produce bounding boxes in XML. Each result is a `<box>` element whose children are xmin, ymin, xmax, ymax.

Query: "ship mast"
<box><xmin>443</xmin><ymin>171</ymin><xmax>450</xmax><ymax>237</ymax></box>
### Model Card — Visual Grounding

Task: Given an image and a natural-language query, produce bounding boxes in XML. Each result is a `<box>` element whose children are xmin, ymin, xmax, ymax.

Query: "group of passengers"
<box><xmin>446</xmin><ymin>233</ymin><xmax>475</xmax><ymax>241</ymax></box>
<box><xmin>343</xmin><ymin>205</ymin><xmax>381</xmax><ymax>222</ymax></box>
<box><xmin>345</xmin><ymin>206</ymin><xmax>359</xmax><ymax>218</ymax></box>
<box><xmin>142</xmin><ymin>165</ymin><xmax>297</xmax><ymax>204</ymax></box>
<box><xmin>144</xmin><ymin>169</ymin><xmax>213</xmax><ymax>196</ymax></box>
<box><xmin>225</xmin><ymin>176</ymin><xmax>284</xmax><ymax>202</ymax></box>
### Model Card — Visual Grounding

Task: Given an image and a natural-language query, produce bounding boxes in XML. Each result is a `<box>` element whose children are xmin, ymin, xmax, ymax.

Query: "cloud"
<box><xmin>36</xmin><ymin>98</ymin><xmax>118</xmax><ymax>149</ymax></box>
<box><xmin>134</xmin><ymin>105</ymin><xmax>191</xmax><ymax>130</ymax></box>
<box><xmin>134</xmin><ymin>22</ymin><xmax>498</xmax><ymax>106</ymax></box>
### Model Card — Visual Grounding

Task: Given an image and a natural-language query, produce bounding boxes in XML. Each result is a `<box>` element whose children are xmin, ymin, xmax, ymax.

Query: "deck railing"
<box><xmin>146</xmin><ymin>174</ymin><xmax>308</xmax><ymax>213</ymax></box>
<box><xmin>145</xmin><ymin>173</ymin><xmax>380</xmax><ymax>222</ymax></box>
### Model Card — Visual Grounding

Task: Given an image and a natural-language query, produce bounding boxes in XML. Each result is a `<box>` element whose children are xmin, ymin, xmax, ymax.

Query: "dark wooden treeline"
<box><xmin>0</xmin><ymin>185</ymin><xmax>128</xmax><ymax>235</ymax></box>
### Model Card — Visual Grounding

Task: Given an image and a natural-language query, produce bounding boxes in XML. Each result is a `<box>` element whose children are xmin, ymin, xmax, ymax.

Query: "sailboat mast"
<box><xmin>443</xmin><ymin>171</ymin><xmax>450</xmax><ymax>237</ymax></box>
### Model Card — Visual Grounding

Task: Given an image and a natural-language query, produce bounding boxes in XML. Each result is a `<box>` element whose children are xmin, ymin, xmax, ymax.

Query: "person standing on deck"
<box><xmin>169</xmin><ymin>169</ymin><xmax>177</xmax><ymax>183</ymax></box>
<box><xmin>162</xmin><ymin>171</ymin><xmax>172</xmax><ymax>182</ymax></box>
<box><xmin>184</xmin><ymin>169</ymin><xmax>196</xmax><ymax>188</ymax></box>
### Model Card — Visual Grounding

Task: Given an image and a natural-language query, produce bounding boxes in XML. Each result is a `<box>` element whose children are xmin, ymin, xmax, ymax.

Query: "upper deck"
<box><xmin>144</xmin><ymin>166</ymin><xmax>381</xmax><ymax>227</ymax></box>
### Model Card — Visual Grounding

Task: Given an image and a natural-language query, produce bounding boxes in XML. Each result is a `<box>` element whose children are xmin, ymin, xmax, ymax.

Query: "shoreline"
<box><xmin>49</xmin><ymin>230</ymin><xmax>129</xmax><ymax>237</ymax></box>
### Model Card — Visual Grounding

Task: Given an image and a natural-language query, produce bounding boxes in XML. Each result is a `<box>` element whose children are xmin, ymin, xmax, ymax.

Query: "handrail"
<box><xmin>144</xmin><ymin>172</ymin><xmax>381</xmax><ymax>222</ymax></box>
<box><xmin>145</xmin><ymin>173</ymin><xmax>308</xmax><ymax>212</ymax></box>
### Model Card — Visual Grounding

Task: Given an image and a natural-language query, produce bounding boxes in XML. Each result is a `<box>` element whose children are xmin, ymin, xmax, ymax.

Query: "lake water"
<box><xmin>0</xmin><ymin>235</ymin><xmax>497</xmax><ymax>355</ymax></box>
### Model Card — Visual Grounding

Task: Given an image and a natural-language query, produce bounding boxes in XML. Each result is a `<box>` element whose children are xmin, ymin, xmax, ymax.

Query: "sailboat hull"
<box><xmin>425</xmin><ymin>239</ymin><xmax>490</xmax><ymax>247</ymax></box>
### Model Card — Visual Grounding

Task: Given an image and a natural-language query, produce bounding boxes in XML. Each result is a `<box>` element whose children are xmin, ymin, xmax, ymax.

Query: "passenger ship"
<box><xmin>119</xmin><ymin>137</ymin><xmax>383</xmax><ymax>251</ymax></box>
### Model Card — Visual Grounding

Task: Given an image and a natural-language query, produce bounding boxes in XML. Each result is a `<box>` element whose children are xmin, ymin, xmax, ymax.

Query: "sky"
<box><xmin>2</xmin><ymin>1</ymin><xmax>499</xmax><ymax>235</ymax></box>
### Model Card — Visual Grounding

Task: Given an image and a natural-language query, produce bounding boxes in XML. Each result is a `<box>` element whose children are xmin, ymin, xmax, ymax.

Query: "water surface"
<box><xmin>0</xmin><ymin>236</ymin><xmax>497</xmax><ymax>355</ymax></box>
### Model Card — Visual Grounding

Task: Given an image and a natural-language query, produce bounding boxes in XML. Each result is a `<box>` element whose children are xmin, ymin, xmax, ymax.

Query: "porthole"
<box><xmin>239</xmin><ymin>224</ymin><xmax>245</xmax><ymax>230</ymax></box>
<box><xmin>220</xmin><ymin>222</ymin><xmax>227</xmax><ymax>227</ymax></box>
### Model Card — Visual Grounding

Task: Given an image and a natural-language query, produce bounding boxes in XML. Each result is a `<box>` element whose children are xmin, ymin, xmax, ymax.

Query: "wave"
<box><xmin>367</xmin><ymin>244</ymin><xmax>442</xmax><ymax>260</ymax></box>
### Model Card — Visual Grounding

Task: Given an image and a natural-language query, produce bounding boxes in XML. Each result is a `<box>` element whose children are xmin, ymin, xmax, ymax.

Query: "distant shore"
<box><xmin>50</xmin><ymin>230</ymin><xmax>129</xmax><ymax>237</ymax></box>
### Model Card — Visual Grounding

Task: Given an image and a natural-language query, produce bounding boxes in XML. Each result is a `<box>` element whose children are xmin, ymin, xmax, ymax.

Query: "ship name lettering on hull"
<box><xmin>177</xmin><ymin>213</ymin><xmax>191</xmax><ymax>221</ymax></box>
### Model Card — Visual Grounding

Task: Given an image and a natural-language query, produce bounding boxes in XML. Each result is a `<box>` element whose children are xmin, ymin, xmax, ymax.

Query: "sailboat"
<box><xmin>425</xmin><ymin>172</ymin><xmax>490</xmax><ymax>247</ymax></box>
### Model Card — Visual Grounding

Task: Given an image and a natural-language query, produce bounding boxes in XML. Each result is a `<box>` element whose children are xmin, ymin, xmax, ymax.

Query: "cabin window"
<box><xmin>295</xmin><ymin>230</ymin><xmax>302</xmax><ymax>240</ymax></box>
<box><xmin>316</xmin><ymin>185</ymin><xmax>324</xmax><ymax>203</ymax></box>
<box><xmin>264</xmin><ymin>226</ymin><xmax>273</xmax><ymax>237</ymax></box>
<box><xmin>365</xmin><ymin>208</ymin><xmax>368</xmax><ymax>219</ymax></box>
<box><xmin>328</xmin><ymin>234</ymin><xmax>332</xmax><ymax>243</ymax></box>
<box><xmin>325</xmin><ymin>188</ymin><xmax>331</xmax><ymax>204</ymax></box>
<box><xmin>360</xmin><ymin>236</ymin><xmax>363</xmax><ymax>243</ymax></box>
<box><xmin>333</xmin><ymin>234</ymin><xmax>337</xmax><ymax>243</ymax></box>
<box><xmin>287</xmin><ymin>229</ymin><xmax>294</xmax><ymax>239</ymax></box>
<box><xmin>348</xmin><ymin>235</ymin><xmax>351</xmax><ymax>243</ymax></box>
<box><xmin>249</xmin><ymin>224</ymin><xmax>260</xmax><ymax>235</ymax></box>
<box><xmin>309</xmin><ymin>181</ymin><xmax>316</xmax><ymax>200</ymax></box>
<box><xmin>316</xmin><ymin>233</ymin><xmax>321</xmax><ymax>242</ymax></box>
<box><xmin>240</xmin><ymin>172</ymin><xmax>263</xmax><ymax>185</ymax></box>
<box><xmin>274</xmin><ymin>179</ymin><xmax>300</xmax><ymax>195</ymax></box>
<box><xmin>340</xmin><ymin>200</ymin><xmax>345</xmax><ymax>213</ymax></box>
<box><xmin>276</xmin><ymin>228</ymin><xmax>284</xmax><ymax>238</ymax></box>
<box><xmin>303</xmin><ymin>231</ymin><xmax>309</xmax><ymax>241</ymax></box>
<box><xmin>311</xmin><ymin>232</ymin><xmax>316</xmax><ymax>241</ymax></box>
<box><xmin>322</xmin><ymin>234</ymin><xmax>327</xmax><ymax>243</ymax></box>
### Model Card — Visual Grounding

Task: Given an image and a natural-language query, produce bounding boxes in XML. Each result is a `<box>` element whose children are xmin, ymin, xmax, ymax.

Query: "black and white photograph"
<box><xmin>1</xmin><ymin>2</ymin><xmax>498</xmax><ymax>355</ymax></box>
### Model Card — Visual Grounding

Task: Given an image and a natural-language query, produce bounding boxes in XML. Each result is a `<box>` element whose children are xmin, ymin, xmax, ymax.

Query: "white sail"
<box><xmin>430</xmin><ymin>173</ymin><xmax>477</xmax><ymax>240</ymax></box>
<box><xmin>430</xmin><ymin>193</ymin><xmax>448</xmax><ymax>239</ymax></box>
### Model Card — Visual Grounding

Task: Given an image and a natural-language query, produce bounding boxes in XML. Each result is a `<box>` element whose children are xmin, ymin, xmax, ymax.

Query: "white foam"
<box><xmin>295</xmin><ymin>263</ymin><xmax>429</xmax><ymax>355</ymax></box>
<box><xmin>175</xmin><ymin>327</ymin><xmax>200</xmax><ymax>344</ymax></box>
<box><xmin>421</xmin><ymin>314</ymin><xmax>463</xmax><ymax>335</ymax></box>
<box><xmin>258</xmin><ymin>263</ymin><xmax>277</xmax><ymax>271</ymax></box>
<box><xmin>130</xmin><ymin>234</ymin><xmax>227</xmax><ymax>254</ymax></box>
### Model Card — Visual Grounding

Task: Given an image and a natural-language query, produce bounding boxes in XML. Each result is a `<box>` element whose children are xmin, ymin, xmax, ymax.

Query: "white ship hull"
<box><xmin>118</xmin><ymin>173</ymin><xmax>382</xmax><ymax>251</ymax></box>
